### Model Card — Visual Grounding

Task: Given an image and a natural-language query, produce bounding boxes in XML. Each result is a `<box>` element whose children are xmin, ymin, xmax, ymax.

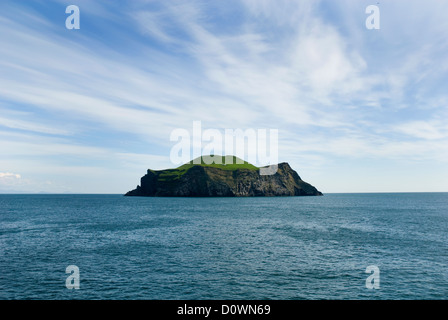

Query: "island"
<box><xmin>125</xmin><ymin>156</ymin><xmax>323</xmax><ymax>197</ymax></box>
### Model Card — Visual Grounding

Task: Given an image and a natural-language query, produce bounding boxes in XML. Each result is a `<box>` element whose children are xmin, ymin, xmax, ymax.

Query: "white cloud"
<box><xmin>395</xmin><ymin>120</ymin><xmax>448</xmax><ymax>140</ymax></box>
<box><xmin>0</xmin><ymin>114</ymin><xmax>72</xmax><ymax>136</ymax></box>
<box><xmin>0</xmin><ymin>172</ymin><xmax>21</xmax><ymax>179</ymax></box>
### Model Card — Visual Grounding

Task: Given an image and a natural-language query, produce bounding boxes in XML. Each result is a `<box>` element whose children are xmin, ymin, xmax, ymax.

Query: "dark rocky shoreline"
<box><xmin>125</xmin><ymin>162</ymin><xmax>322</xmax><ymax>197</ymax></box>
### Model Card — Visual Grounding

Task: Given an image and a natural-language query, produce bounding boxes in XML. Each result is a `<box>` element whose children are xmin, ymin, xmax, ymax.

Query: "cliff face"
<box><xmin>125</xmin><ymin>162</ymin><xmax>322</xmax><ymax>197</ymax></box>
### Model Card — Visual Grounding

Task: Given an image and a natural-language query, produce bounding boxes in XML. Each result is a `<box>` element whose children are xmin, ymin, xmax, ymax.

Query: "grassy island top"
<box><xmin>149</xmin><ymin>155</ymin><xmax>259</xmax><ymax>182</ymax></box>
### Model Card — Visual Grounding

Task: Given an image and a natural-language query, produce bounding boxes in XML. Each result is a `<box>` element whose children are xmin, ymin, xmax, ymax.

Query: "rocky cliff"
<box><xmin>125</xmin><ymin>157</ymin><xmax>322</xmax><ymax>197</ymax></box>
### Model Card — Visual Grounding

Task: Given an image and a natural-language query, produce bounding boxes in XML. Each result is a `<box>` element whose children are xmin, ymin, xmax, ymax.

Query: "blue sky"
<box><xmin>0</xmin><ymin>0</ymin><xmax>447</xmax><ymax>193</ymax></box>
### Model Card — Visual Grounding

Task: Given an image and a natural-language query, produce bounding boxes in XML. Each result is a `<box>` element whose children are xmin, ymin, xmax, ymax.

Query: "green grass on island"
<box><xmin>151</xmin><ymin>155</ymin><xmax>259</xmax><ymax>182</ymax></box>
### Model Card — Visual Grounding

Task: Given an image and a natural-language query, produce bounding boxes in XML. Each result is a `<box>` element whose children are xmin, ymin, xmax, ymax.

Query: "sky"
<box><xmin>0</xmin><ymin>0</ymin><xmax>447</xmax><ymax>194</ymax></box>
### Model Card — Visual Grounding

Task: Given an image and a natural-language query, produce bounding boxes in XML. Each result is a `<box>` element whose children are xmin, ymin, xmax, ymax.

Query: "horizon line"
<box><xmin>1</xmin><ymin>191</ymin><xmax>447</xmax><ymax>195</ymax></box>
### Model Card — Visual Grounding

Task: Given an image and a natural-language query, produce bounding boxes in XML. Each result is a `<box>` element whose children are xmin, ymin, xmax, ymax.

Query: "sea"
<box><xmin>0</xmin><ymin>193</ymin><xmax>447</xmax><ymax>300</ymax></box>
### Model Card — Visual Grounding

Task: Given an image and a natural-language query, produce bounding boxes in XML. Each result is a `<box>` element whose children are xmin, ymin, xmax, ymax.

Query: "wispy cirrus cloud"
<box><xmin>0</xmin><ymin>0</ymin><xmax>447</xmax><ymax>192</ymax></box>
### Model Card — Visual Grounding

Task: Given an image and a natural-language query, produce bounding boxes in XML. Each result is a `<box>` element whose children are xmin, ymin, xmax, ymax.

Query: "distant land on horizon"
<box><xmin>125</xmin><ymin>155</ymin><xmax>323</xmax><ymax>197</ymax></box>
